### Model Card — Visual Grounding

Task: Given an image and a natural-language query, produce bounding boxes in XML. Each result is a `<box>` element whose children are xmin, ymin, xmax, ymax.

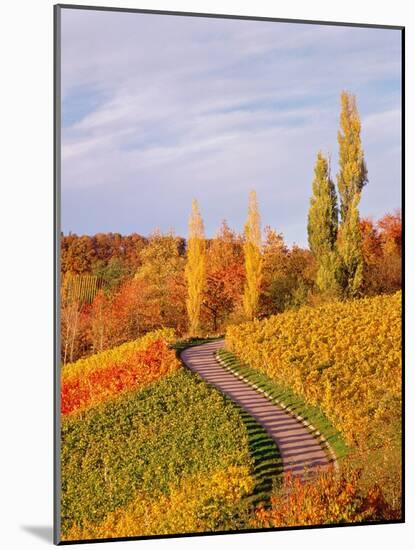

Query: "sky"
<box><xmin>60</xmin><ymin>8</ymin><xmax>402</xmax><ymax>247</ymax></box>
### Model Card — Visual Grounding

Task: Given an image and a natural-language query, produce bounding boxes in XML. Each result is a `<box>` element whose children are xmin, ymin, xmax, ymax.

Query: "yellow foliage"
<box><xmin>185</xmin><ymin>199</ymin><xmax>206</xmax><ymax>335</ymax></box>
<box><xmin>61</xmin><ymin>328</ymin><xmax>177</xmax><ymax>382</ymax></box>
<box><xmin>226</xmin><ymin>292</ymin><xmax>401</xmax><ymax>450</ymax></box>
<box><xmin>337</xmin><ymin>90</ymin><xmax>368</xmax><ymax>222</ymax></box>
<box><xmin>63</xmin><ymin>466</ymin><xmax>254</xmax><ymax>540</ymax></box>
<box><xmin>243</xmin><ymin>191</ymin><xmax>262</xmax><ymax>320</ymax></box>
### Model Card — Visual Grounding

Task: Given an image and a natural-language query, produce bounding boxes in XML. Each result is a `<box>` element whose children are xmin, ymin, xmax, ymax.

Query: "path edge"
<box><xmin>215</xmin><ymin>350</ymin><xmax>339</xmax><ymax>473</ymax></box>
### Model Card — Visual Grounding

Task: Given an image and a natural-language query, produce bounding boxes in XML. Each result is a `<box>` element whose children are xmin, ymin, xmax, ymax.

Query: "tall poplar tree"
<box><xmin>337</xmin><ymin>194</ymin><xmax>363</xmax><ymax>298</ymax></box>
<box><xmin>185</xmin><ymin>199</ymin><xmax>206</xmax><ymax>335</ymax></box>
<box><xmin>337</xmin><ymin>91</ymin><xmax>367</xmax><ymax>298</ymax></box>
<box><xmin>307</xmin><ymin>152</ymin><xmax>340</xmax><ymax>296</ymax></box>
<box><xmin>337</xmin><ymin>91</ymin><xmax>368</xmax><ymax>222</ymax></box>
<box><xmin>243</xmin><ymin>191</ymin><xmax>262</xmax><ymax>320</ymax></box>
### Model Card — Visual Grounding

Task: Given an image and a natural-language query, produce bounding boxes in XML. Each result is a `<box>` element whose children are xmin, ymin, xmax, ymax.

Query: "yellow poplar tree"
<box><xmin>185</xmin><ymin>199</ymin><xmax>206</xmax><ymax>335</ymax></box>
<box><xmin>336</xmin><ymin>91</ymin><xmax>368</xmax><ymax>298</ymax></box>
<box><xmin>337</xmin><ymin>90</ymin><xmax>368</xmax><ymax>222</ymax></box>
<box><xmin>243</xmin><ymin>191</ymin><xmax>262</xmax><ymax>320</ymax></box>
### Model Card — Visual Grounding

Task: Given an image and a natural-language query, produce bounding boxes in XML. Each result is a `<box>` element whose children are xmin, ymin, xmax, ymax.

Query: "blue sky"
<box><xmin>61</xmin><ymin>9</ymin><xmax>402</xmax><ymax>246</ymax></box>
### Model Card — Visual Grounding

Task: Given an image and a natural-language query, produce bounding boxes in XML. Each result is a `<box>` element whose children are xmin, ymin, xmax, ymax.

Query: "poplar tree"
<box><xmin>243</xmin><ymin>191</ymin><xmax>262</xmax><ymax>320</ymax></box>
<box><xmin>337</xmin><ymin>194</ymin><xmax>363</xmax><ymax>298</ymax></box>
<box><xmin>336</xmin><ymin>91</ymin><xmax>367</xmax><ymax>297</ymax></box>
<box><xmin>185</xmin><ymin>199</ymin><xmax>206</xmax><ymax>335</ymax></box>
<box><xmin>307</xmin><ymin>152</ymin><xmax>340</xmax><ymax>296</ymax></box>
<box><xmin>337</xmin><ymin>91</ymin><xmax>368</xmax><ymax>222</ymax></box>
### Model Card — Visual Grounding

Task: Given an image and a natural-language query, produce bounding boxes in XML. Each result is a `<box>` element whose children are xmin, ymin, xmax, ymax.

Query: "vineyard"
<box><xmin>60</xmin><ymin>292</ymin><xmax>402</xmax><ymax>539</ymax></box>
<box><xmin>61</xmin><ymin>329</ymin><xmax>179</xmax><ymax>416</ymax></box>
<box><xmin>226</xmin><ymin>291</ymin><xmax>402</xmax><ymax>513</ymax></box>
<box><xmin>60</xmin><ymin>332</ymin><xmax>282</xmax><ymax>539</ymax></box>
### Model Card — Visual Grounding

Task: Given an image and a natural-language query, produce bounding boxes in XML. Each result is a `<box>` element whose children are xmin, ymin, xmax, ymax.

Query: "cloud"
<box><xmin>60</xmin><ymin>8</ymin><xmax>402</xmax><ymax>246</ymax></box>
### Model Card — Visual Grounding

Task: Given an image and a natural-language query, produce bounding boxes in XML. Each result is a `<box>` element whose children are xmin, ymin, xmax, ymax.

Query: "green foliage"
<box><xmin>61</xmin><ymin>369</ymin><xmax>253</xmax><ymax>535</ymax></box>
<box><xmin>307</xmin><ymin>152</ymin><xmax>340</xmax><ymax>297</ymax></box>
<box><xmin>308</xmin><ymin>152</ymin><xmax>338</xmax><ymax>257</ymax></box>
<box><xmin>92</xmin><ymin>258</ymin><xmax>126</xmax><ymax>290</ymax></box>
<box><xmin>171</xmin><ymin>336</ymin><xmax>224</xmax><ymax>356</ymax></box>
<box><xmin>337</xmin><ymin>91</ymin><xmax>368</xmax><ymax>223</ymax></box>
<box><xmin>65</xmin><ymin>466</ymin><xmax>255</xmax><ymax>540</ymax></box>
<box><xmin>337</xmin><ymin>194</ymin><xmax>364</xmax><ymax>298</ymax></box>
<box><xmin>335</xmin><ymin>91</ymin><xmax>366</xmax><ymax>298</ymax></box>
<box><xmin>315</xmin><ymin>250</ymin><xmax>341</xmax><ymax>299</ymax></box>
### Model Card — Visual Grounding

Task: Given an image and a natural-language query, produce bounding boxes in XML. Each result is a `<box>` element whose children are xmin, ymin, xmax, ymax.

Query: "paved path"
<box><xmin>181</xmin><ymin>340</ymin><xmax>331</xmax><ymax>477</ymax></box>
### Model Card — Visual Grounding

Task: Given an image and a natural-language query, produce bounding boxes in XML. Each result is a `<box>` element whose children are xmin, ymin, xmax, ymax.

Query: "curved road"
<box><xmin>181</xmin><ymin>340</ymin><xmax>331</xmax><ymax>477</ymax></box>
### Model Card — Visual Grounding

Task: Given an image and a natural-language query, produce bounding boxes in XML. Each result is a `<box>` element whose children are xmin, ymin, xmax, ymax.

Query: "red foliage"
<box><xmin>89</xmin><ymin>279</ymin><xmax>162</xmax><ymax>353</ymax></box>
<box><xmin>202</xmin><ymin>264</ymin><xmax>245</xmax><ymax>331</ymax></box>
<box><xmin>378</xmin><ymin>211</ymin><xmax>402</xmax><ymax>251</ymax></box>
<box><xmin>61</xmin><ymin>340</ymin><xmax>178</xmax><ymax>416</ymax></box>
<box><xmin>360</xmin><ymin>212</ymin><xmax>402</xmax><ymax>295</ymax></box>
<box><xmin>360</xmin><ymin>218</ymin><xmax>382</xmax><ymax>263</ymax></box>
<box><xmin>254</xmin><ymin>467</ymin><xmax>399</xmax><ymax>528</ymax></box>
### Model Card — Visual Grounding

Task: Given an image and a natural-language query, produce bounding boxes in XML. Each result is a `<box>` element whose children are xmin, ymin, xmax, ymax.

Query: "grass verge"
<box><xmin>171</xmin><ymin>336</ymin><xmax>224</xmax><ymax>356</ymax></box>
<box><xmin>217</xmin><ymin>348</ymin><xmax>348</xmax><ymax>462</ymax></box>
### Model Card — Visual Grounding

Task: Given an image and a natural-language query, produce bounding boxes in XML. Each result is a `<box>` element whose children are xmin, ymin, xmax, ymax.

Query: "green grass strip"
<box><xmin>171</xmin><ymin>336</ymin><xmax>224</xmax><ymax>357</ymax></box>
<box><xmin>217</xmin><ymin>348</ymin><xmax>348</xmax><ymax>461</ymax></box>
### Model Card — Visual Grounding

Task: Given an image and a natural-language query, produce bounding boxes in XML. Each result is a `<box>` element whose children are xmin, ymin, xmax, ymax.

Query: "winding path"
<box><xmin>181</xmin><ymin>340</ymin><xmax>331</xmax><ymax>477</ymax></box>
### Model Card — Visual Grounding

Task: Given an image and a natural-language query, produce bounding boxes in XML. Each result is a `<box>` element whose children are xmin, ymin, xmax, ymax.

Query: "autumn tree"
<box><xmin>377</xmin><ymin>212</ymin><xmax>402</xmax><ymax>292</ymax></box>
<box><xmin>261</xmin><ymin>227</ymin><xmax>315</xmax><ymax>315</ymax></box>
<box><xmin>307</xmin><ymin>152</ymin><xmax>340</xmax><ymax>297</ymax></box>
<box><xmin>206</xmin><ymin>220</ymin><xmax>244</xmax><ymax>272</ymax></box>
<box><xmin>89</xmin><ymin>279</ymin><xmax>162</xmax><ymax>353</ymax></box>
<box><xmin>60</xmin><ymin>273</ymin><xmax>100</xmax><ymax>363</ymax></box>
<box><xmin>260</xmin><ymin>227</ymin><xmax>289</xmax><ymax>314</ymax></box>
<box><xmin>185</xmin><ymin>199</ymin><xmax>206</xmax><ymax>335</ymax></box>
<box><xmin>61</xmin><ymin>233</ymin><xmax>148</xmax><ymax>276</ymax></box>
<box><xmin>135</xmin><ymin>230</ymin><xmax>185</xmax><ymax>328</ymax></box>
<box><xmin>337</xmin><ymin>91</ymin><xmax>368</xmax><ymax>222</ymax></box>
<box><xmin>361</xmin><ymin>212</ymin><xmax>402</xmax><ymax>295</ymax></box>
<box><xmin>336</xmin><ymin>91</ymin><xmax>368</xmax><ymax>298</ymax></box>
<box><xmin>243</xmin><ymin>191</ymin><xmax>262</xmax><ymax>320</ymax></box>
<box><xmin>203</xmin><ymin>220</ymin><xmax>245</xmax><ymax>331</ymax></box>
<box><xmin>337</xmin><ymin>194</ymin><xmax>364</xmax><ymax>298</ymax></box>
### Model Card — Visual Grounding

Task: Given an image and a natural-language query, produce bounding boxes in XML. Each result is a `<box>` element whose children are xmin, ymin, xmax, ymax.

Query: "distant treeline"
<box><xmin>60</xmin><ymin>211</ymin><xmax>401</xmax><ymax>365</ymax></box>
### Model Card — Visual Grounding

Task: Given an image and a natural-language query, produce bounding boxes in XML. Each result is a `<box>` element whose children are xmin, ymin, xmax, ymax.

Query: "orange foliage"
<box><xmin>361</xmin><ymin>212</ymin><xmax>402</xmax><ymax>295</ymax></box>
<box><xmin>254</xmin><ymin>468</ymin><xmax>398</xmax><ymax>528</ymax></box>
<box><xmin>378</xmin><ymin>212</ymin><xmax>402</xmax><ymax>251</ymax></box>
<box><xmin>61</xmin><ymin>339</ymin><xmax>179</xmax><ymax>416</ymax></box>
<box><xmin>202</xmin><ymin>264</ymin><xmax>245</xmax><ymax>331</ymax></box>
<box><xmin>61</xmin><ymin>232</ymin><xmax>147</xmax><ymax>275</ymax></box>
<box><xmin>89</xmin><ymin>279</ymin><xmax>162</xmax><ymax>353</ymax></box>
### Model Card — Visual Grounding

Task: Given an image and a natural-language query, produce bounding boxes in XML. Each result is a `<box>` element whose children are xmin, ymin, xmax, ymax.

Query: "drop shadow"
<box><xmin>21</xmin><ymin>525</ymin><xmax>53</xmax><ymax>543</ymax></box>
